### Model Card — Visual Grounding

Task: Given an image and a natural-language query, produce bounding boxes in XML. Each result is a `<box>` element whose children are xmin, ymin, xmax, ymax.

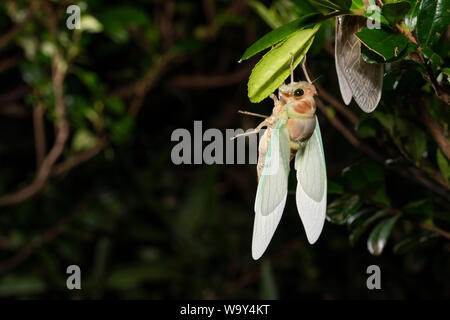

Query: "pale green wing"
<box><xmin>335</xmin><ymin>16</ymin><xmax>383</xmax><ymax>112</ymax></box>
<box><xmin>295</xmin><ymin>117</ymin><xmax>327</xmax><ymax>244</ymax></box>
<box><xmin>252</xmin><ymin>119</ymin><xmax>290</xmax><ymax>260</ymax></box>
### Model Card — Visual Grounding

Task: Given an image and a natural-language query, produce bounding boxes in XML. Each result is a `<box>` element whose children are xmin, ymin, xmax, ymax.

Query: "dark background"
<box><xmin>0</xmin><ymin>0</ymin><xmax>448</xmax><ymax>299</ymax></box>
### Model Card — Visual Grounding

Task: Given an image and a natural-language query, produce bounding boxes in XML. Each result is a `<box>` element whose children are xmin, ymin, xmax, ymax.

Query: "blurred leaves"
<box><xmin>367</xmin><ymin>216</ymin><xmax>399</xmax><ymax>255</ymax></box>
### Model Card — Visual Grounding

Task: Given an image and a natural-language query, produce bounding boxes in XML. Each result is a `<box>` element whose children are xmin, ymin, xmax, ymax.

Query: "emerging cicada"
<box><xmin>237</xmin><ymin>56</ymin><xmax>327</xmax><ymax>260</ymax></box>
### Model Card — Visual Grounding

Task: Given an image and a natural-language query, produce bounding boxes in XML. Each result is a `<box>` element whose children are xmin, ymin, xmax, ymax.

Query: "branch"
<box><xmin>0</xmin><ymin>1</ymin><xmax>38</xmax><ymax>51</ymax></box>
<box><xmin>51</xmin><ymin>137</ymin><xmax>109</xmax><ymax>177</ymax></box>
<box><xmin>32</xmin><ymin>102</ymin><xmax>46</xmax><ymax>169</ymax></box>
<box><xmin>315</xmin><ymin>83</ymin><xmax>359</xmax><ymax>126</ymax></box>
<box><xmin>172</xmin><ymin>65</ymin><xmax>251</xmax><ymax>89</ymax></box>
<box><xmin>0</xmin><ymin>55</ymin><xmax>20</xmax><ymax>73</ymax></box>
<box><xmin>420</xmin><ymin>103</ymin><xmax>450</xmax><ymax>160</ymax></box>
<box><xmin>0</xmin><ymin>51</ymin><xmax>69</xmax><ymax>207</ymax></box>
<box><xmin>316</xmin><ymin>99</ymin><xmax>384</xmax><ymax>163</ymax></box>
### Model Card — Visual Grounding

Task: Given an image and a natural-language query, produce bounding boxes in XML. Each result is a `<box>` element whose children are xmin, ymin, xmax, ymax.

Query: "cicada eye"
<box><xmin>294</xmin><ymin>89</ymin><xmax>304</xmax><ymax>97</ymax></box>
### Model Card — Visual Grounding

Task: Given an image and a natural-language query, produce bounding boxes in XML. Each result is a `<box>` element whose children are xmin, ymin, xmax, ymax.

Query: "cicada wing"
<box><xmin>335</xmin><ymin>16</ymin><xmax>383</xmax><ymax>113</ymax></box>
<box><xmin>252</xmin><ymin>119</ymin><xmax>290</xmax><ymax>260</ymax></box>
<box><xmin>335</xmin><ymin>17</ymin><xmax>352</xmax><ymax>105</ymax></box>
<box><xmin>295</xmin><ymin>117</ymin><xmax>327</xmax><ymax>244</ymax></box>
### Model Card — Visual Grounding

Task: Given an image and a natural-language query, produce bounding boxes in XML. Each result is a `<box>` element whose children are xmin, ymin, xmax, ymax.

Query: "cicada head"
<box><xmin>278</xmin><ymin>81</ymin><xmax>317</xmax><ymax>115</ymax></box>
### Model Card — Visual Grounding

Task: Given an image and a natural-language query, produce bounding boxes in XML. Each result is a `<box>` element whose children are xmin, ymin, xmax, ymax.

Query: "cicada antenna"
<box><xmin>301</xmin><ymin>56</ymin><xmax>312</xmax><ymax>84</ymax></box>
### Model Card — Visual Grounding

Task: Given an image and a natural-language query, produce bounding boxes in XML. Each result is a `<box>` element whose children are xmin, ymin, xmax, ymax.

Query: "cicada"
<box><xmin>335</xmin><ymin>15</ymin><xmax>383</xmax><ymax>112</ymax></box>
<box><xmin>237</xmin><ymin>57</ymin><xmax>327</xmax><ymax>260</ymax></box>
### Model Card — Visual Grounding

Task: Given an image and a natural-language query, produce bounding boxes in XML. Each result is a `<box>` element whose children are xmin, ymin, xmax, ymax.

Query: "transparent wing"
<box><xmin>335</xmin><ymin>17</ymin><xmax>352</xmax><ymax>105</ymax></box>
<box><xmin>295</xmin><ymin>117</ymin><xmax>327</xmax><ymax>244</ymax></box>
<box><xmin>335</xmin><ymin>16</ymin><xmax>383</xmax><ymax>112</ymax></box>
<box><xmin>252</xmin><ymin>119</ymin><xmax>290</xmax><ymax>260</ymax></box>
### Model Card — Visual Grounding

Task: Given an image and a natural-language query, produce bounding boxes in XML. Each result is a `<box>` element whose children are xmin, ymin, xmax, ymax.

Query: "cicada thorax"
<box><xmin>254</xmin><ymin>80</ymin><xmax>318</xmax><ymax>181</ymax></box>
<box><xmin>279</xmin><ymin>81</ymin><xmax>318</xmax><ymax>147</ymax></box>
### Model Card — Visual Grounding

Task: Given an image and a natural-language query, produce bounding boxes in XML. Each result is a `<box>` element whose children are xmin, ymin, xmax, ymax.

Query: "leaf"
<box><xmin>356</xmin><ymin>28</ymin><xmax>409</xmax><ymax>61</ymax></box>
<box><xmin>393</xmin><ymin>231</ymin><xmax>438</xmax><ymax>254</ymax></box>
<box><xmin>349</xmin><ymin>209</ymin><xmax>390</xmax><ymax>246</ymax></box>
<box><xmin>416</xmin><ymin>0</ymin><xmax>450</xmax><ymax>48</ymax></box>
<box><xmin>437</xmin><ymin>148</ymin><xmax>450</xmax><ymax>183</ymax></box>
<box><xmin>80</xmin><ymin>15</ymin><xmax>103</xmax><ymax>33</ymax></box>
<box><xmin>72</xmin><ymin>129</ymin><xmax>98</xmax><ymax>152</ymax></box>
<box><xmin>381</xmin><ymin>1</ymin><xmax>411</xmax><ymax>25</ymax></box>
<box><xmin>327</xmin><ymin>179</ymin><xmax>345</xmax><ymax>195</ymax></box>
<box><xmin>421</xmin><ymin>46</ymin><xmax>444</xmax><ymax>67</ymax></box>
<box><xmin>356</xmin><ymin>117</ymin><xmax>380</xmax><ymax>138</ymax></box>
<box><xmin>374</xmin><ymin>110</ymin><xmax>395</xmax><ymax>133</ymax></box>
<box><xmin>404</xmin><ymin>0</ymin><xmax>420</xmax><ymax>31</ymax></box>
<box><xmin>239</xmin><ymin>13</ymin><xmax>321</xmax><ymax>62</ymax></box>
<box><xmin>367</xmin><ymin>215</ymin><xmax>399</xmax><ymax>255</ymax></box>
<box><xmin>403</xmin><ymin>198</ymin><xmax>434</xmax><ymax>217</ymax></box>
<box><xmin>110</xmin><ymin>116</ymin><xmax>135</xmax><ymax>145</ymax></box>
<box><xmin>395</xmin><ymin>119</ymin><xmax>427</xmax><ymax>161</ymax></box>
<box><xmin>0</xmin><ymin>275</ymin><xmax>46</xmax><ymax>297</ymax></box>
<box><xmin>249</xmin><ymin>1</ymin><xmax>283</xmax><ymax>29</ymax></box>
<box><xmin>326</xmin><ymin>194</ymin><xmax>362</xmax><ymax>225</ymax></box>
<box><xmin>308</xmin><ymin>0</ymin><xmax>352</xmax><ymax>12</ymax></box>
<box><xmin>260</xmin><ymin>260</ymin><xmax>279</xmax><ymax>299</ymax></box>
<box><xmin>100</xmin><ymin>6</ymin><xmax>151</xmax><ymax>43</ymax></box>
<box><xmin>248</xmin><ymin>25</ymin><xmax>319</xmax><ymax>103</ymax></box>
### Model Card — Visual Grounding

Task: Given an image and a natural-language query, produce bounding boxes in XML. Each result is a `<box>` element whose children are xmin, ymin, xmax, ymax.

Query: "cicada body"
<box><xmin>250</xmin><ymin>60</ymin><xmax>327</xmax><ymax>260</ymax></box>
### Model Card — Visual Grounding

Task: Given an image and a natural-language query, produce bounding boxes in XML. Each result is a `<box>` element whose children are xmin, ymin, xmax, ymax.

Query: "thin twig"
<box><xmin>172</xmin><ymin>65</ymin><xmax>252</xmax><ymax>89</ymax></box>
<box><xmin>32</xmin><ymin>102</ymin><xmax>46</xmax><ymax>169</ymax></box>
<box><xmin>0</xmin><ymin>1</ymin><xmax>38</xmax><ymax>51</ymax></box>
<box><xmin>315</xmin><ymin>83</ymin><xmax>359</xmax><ymax>126</ymax></box>
<box><xmin>420</xmin><ymin>103</ymin><xmax>450</xmax><ymax>160</ymax></box>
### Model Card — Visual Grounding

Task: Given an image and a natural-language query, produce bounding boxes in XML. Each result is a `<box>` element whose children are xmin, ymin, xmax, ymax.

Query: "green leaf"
<box><xmin>249</xmin><ymin>1</ymin><xmax>285</xmax><ymax>29</ymax></box>
<box><xmin>326</xmin><ymin>194</ymin><xmax>362</xmax><ymax>225</ymax></box>
<box><xmin>350</xmin><ymin>0</ymin><xmax>364</xmax><ymax>12</ymax></box>
<box><xmin>349</xmin><ymin>209</ymin><xmax>391</xmax><ymax>246</ymax></box>
<box><xmin>416</xmin><ymin>0</ymin><xmax>450</xmax><ymax>48</ymax></box>
<box><xmin>72</xmin><ymin>129</ymin><xmax>98</xmax><ymax>152</ymax></box>
<box><xmin>110</xmin><ymin>116</ymin><xmax>135</xmax><ymax>145</ymax></box>
<box><xmin>248</xmin><ymin>26</ymin><xmax>319</xmax><ymax>103</ymax></box>
<box><xmin>403</xmin><ymin>198</ymin><xmax>434</xmax><ymax>217</ymax></box>
<box><xmin>356</xmin><ymin>28</ymin><xmax>409</xmax><ymax>61</ymax></box>
<box><xmin>249</xmin><ymin>1</ymin><xmax>283</xmax><ymax>29</ymax></box>
<box><xmin>381</xmin><ymin>1</ymin><xmax>411</xmax><ymax>25</ymax></box>
<box><xmin>80</xmin><ymin>15</ymin><xmax>103</xmax><ymax>33</ymax></box>
<box><xmin>393</xmin><ymin>231</ymin><xmax>438</xmax><ymax>254</ymax></box>
<box><xmin>404</xmin><ymin>0</ymin><xmax>420</xmax><ymax>31</ymax></box>
<box><xmin>367</xmin><ymin>215</ymin><xmax>399</xmax><ymax>255</ymax></box>
<box><xmin>374</xmin><ymin>111</ymin><xmax>395</xmax><ymax>133</ymax></box>
<box><xmin>100</xmin><ymin>6</ymin><xmax>151</xmax><ymax>43</ymax></box>
<box><xmin>308</xmin><ymin>0</ymin><xmax>351</xmax><ymax>12</ymax></box>
<box><xmin>260</xmin><ymin>260</ymin><xmax>279</xmax><ymax>299</ymax></box>
<box><xmin>239</xmin><ymin>13</ymin><xmax>321</xmax><ymax>62</ymax></box>
<box><xmin>327</xmin><ymin>179</ymin><xmax>345</xmax><ymax>195</ymax></box>
<box><xmin>437</xmin><ymin>148</ymin><xmax>450</xmax><ymax>183</ymax></box>
<box><xmin>356</xmin><ymin>118</ymin><xmax>380</xmax><ymax>138</ymax></box>
<box><xmin>0</xmin><ymin>275</ymin><xmax>46</xmax><ymax>297</ymax></box>
<box><xmin>395</xmin><ymin>119</ymin><xmax>427</xmax><ymax>161</ymax></box>
<box><xmin>421</xmin><ymin>46</ymin><xmax>444</xmax><ymax>67</ymax></box>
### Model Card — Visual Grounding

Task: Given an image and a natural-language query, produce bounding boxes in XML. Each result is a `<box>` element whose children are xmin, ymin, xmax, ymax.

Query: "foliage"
<box><xmin>0</xmin><ymin>0</ymin><xmax>448</xmax><ymax>299</ymax></box>
<box><xmin>244</xmin><ymin>0</ymin><xmax>450</xmax><ymax>263</ymax></box>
